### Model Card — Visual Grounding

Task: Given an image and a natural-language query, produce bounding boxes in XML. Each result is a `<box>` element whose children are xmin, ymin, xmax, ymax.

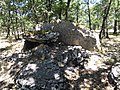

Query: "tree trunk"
<box><xmin>118</xmin><ymin>22</ymin><xmax>120</xmax><ymax>33</ymax></box>
<box><xmin>113</xmin><ymin>0</ymin><xmax>119</xmax><ymax>34</ymax></box>
<box><xmin>6</xmin><ymin>6</ymin><xmax>11</xmax><ymax>38</ymax></box>
<box><xmin>105</xmin><ymin>19</ymin><xmax>109</xmax><ymax>38</ymax></box>
<box><xmin>58</xmin><ymin>0</ymin><xmax>63</xmax><ymax>19</ymax></box>
<box><xmin>48</xmin><ymin>0</ymin><xmax>52</xmax><ymax>23</ymax></box>
<box><xmin>65</xmin><ymin>0</ymin><xmax>71</xmax><ymax>20</ymax></box>
<box><xmin>113</xmin><ymin>19</ymin><xmax>117</xmax><ymax>34</ymax></box>
<box><xmin>106</xmin><ymin>29</ymin><xmax>109</xmax><ymax>38</ymax></box>
<box><xmin>87</xmin><ymin>0</ymin><xmax>92</xmax><ymax>30</ymax></box>
<box><xmin>6</xmin><ymin>25</ymin><xmax>10</xmax><ymax>38</ymax></box>
<box><xmin>13</xmin><ymin>25</ymin><xmax>17</xmax><ymax>40</ymax></box>
<box><xmin>76</xmin><ymin>2</ymin><xmax>79</xmax><ymax>23</ymax></box>
<box><xmin>99</xmin><ymin>0</ymin><xmax>112</xmax><ymax>40</ymax></box>
<box><xmin>15</xmin><ymin>8</ymin><xmax>20</xmax><ymax>40</ymax></box>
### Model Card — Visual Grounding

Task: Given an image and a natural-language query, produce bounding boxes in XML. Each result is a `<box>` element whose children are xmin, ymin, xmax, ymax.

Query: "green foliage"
<box><xmin>0</xmin><ymin>0</ymin><xmax>120</xmax><ymax>37</ymax></box>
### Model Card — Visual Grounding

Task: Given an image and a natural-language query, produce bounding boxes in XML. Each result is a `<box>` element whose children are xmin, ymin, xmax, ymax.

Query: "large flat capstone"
<box><xmin>37</xmin><ymin>21</ymin><xmax>100</xmax><ymax>51</ymax></box>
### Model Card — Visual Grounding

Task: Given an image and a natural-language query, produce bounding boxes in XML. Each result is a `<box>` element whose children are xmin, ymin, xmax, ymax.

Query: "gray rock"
<box><xmin>108</xmin><ymin>62</ymin><xmax>120</xmax><ymax>89</ymax></box>
<box><xmin>41</xmin><ymin>21</ymin><xmax>100</xmax><ymax>50</ymax></box>
<box><xmin>54</xmin><ymin>47</ymin><xmax>88</xmax><ymax>68</ymax></box>
<box><xmin>15</xmin><ymin>60</ymin><xmax>68</xmax><ymax>90</ymax></box>
<box><xmin>23</xmin><ymin>31</ymin><xmax>59</xmax><ymax>51</ymax></box>
<box><xmin>15</xmin><ymin>44</ymin><xmax>89</xmax><ymax>90</ymax></box>
<box><xmin>32</xmin><ymin>45</ymin><xmax>51</xmax><ymax>60</ymax></box>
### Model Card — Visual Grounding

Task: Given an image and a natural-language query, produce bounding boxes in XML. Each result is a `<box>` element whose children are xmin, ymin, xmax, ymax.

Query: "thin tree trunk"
<box><xmin>113</xmin><ymin>0</ymin><xmax>119</xmax><ymax>34</ymax></box>
<box><xmin>48</xmin><ymin>0</ymin><xmax>52</xmax><ymax>23</ymax></box>
<box><xmin>118</xmin><ymin>22</ymin><xmax>120</xmax><ymax>33</ymax></box>
<box><xmin>6</xmin><ymin>2</ymin><xmax>11</xmax><ymax>38</ymax></box>
<box><xmin>58</xmin><ymin>0</ymin><xmax>63</xmax><ymax>19</ymax></box>
<box><xmin>23</xmin><ymin>22</ymin><xmax>26</xmax><ymax>36</ymax></box>
<box><xmin>65</xmin><ymin>0</ymin><xmax>71</xmax><ymax>20</ymax></box>
<box><xmin>13</xmin><ymin>25</ymin><xmax>17</xmax><ymax>40</ymax></box>
<box><xmin>99</xmin><ymin>0</ymin><xmax>112</xmax><ymax>40</ymax></box>
<box><xmin>6</xmin><ymin>25</ymin><xmax>10</xmax><ymax>38</ymax></box>
<box><xmin>106</xmin><ymin>29</ymin><xmax>109</xmax><ymax>38</ymax></box>
<box><xmin>58</xmin><ymin>12</ymin><xmax>62</xmax><ymax>19</ymax></box>
<box><xmin>15</xmin><ymin>9</ymin><xmax>20</xmax><ymax>40</ymax></box>
<box><xmin>76</xmin><ymin>2</ymin><xmax>79</xmax><ymax>23</ymax></box>
<box><xmin>87</xmin><ymin>0</ymin><xmax>92</xmax><ymax>30</ymax></box>
<box><xmin>105</xmin><ymin>18</ymin><xmax>109</xmax><ymax>38</ymax></box>
<box><xmin>113</xmin><ymin>19</ymin><xmax>117</xmax><ymax>34</ymax></box>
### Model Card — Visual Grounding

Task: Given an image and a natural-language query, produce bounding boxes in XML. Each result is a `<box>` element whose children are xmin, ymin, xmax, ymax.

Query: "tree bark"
<box><xmin>76</xmin><ymin>1</ymin><xmax>79</xmax><ymax>23</ymax></box>
<box><xmin>105</xmin><ymin>19</ymin><xmax>109</xmax><ymax>38</ymax></box>
<box><xmin>113</xmin><ymin>0</ymin><xmax>119</xmax><ymax>34</ymax></box>
<box><xmin>99</xmin><ymin>0</ymin><xmax>112</xmax><ymax>40</ymax></box>
<box><xmin>118</xmin><ymin>22</ymin><xmax>120</xmax><ymax>33</ymax></box>
<box><xmin>58</xmin><ymin>0</ymin><xmax>63</xmax><ymax>19</ymax></box>
<box><xmin>15</xmin><ymin>9</ymin><xmax>20</xmax><ymax>40</ymax></box>
<box><xmin>87</xmin><ymin>0</ymin><xmax>92</xmax><ymax>30</ymax></box>
<box><xmin>65</xmin><ymin>0</ymin><xmax>71</xmax><ymax>20</ymax></box>
<box><xmin>113</xmin><ymin>19</ymin><xmax>117</xmax><ymax>34</ymax></box>
<box><xmin>6</xmin><ymin>4</ymin><xmax>11</xmax><ymax>39</ymax></box>
<box><xmin>6</xmin><ymin>25</ymin><xmax>10</xmax><ymax>38</ymax></box>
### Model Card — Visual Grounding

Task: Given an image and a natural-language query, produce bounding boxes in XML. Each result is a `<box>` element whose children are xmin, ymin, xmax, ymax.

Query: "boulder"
<box><xmin>108</xmin><ymin>62</ymin><xmax>120</xmax><ymax>89</ymax></box>
<box><xmin>41</xmin><ymin>21</ymin><xmax>100</xmax><ymax>51</ymax></box>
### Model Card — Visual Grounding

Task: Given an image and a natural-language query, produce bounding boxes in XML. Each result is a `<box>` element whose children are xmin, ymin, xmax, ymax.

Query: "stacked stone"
<box><xmin>15</xmin><ymin>45</ymin><xmax>89</xmax><ymax>90</ymax></box>
<box><xmin>23</xmin><ymin>31</ymin><xmax>59</xmax><ymax>51</ymax></box>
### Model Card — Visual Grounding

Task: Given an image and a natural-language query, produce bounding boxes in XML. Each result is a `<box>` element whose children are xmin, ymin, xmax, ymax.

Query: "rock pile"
<box><xmin>15</xmin><ymin>45</ymin><xmax>89</xmax><ymax>89</ymax></box>
<box><xmin>14</xmin><ymin>21</ymin><xmax>99</xmax><ymax>89</ymax></box>
<box><xmin>15</xmin><ymin>60</ymin><xmax>68</xmax><ymax>90</ymax></box>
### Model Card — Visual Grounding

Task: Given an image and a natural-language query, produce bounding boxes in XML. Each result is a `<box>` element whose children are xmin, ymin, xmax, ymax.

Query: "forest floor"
<box><xmin>0</xmin><ymin>34</ymin><xmax>120</xmax><ymax>90</ymax></box>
